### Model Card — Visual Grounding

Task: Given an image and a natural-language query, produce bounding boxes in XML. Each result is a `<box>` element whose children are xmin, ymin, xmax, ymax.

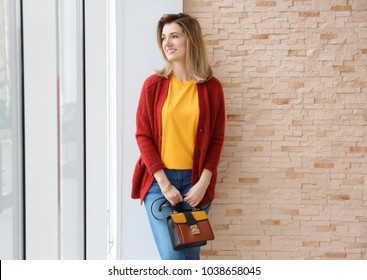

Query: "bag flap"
<box><xmin>170</xmin><ymin>211</ymin><xmax>208</xmax><ymax>224</ymax></box>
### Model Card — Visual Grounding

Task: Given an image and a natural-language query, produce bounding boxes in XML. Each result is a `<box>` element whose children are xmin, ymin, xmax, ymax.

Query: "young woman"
<box><xmin>131</xmin><ymin>13</ymin><xmax>225</xmax><ymax>260</ymax></box>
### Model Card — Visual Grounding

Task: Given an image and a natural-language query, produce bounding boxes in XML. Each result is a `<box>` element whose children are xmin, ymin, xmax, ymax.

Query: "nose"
<box><xmin>165</xmin><ymin>37</ymin><xmax>173</xmax><ymax>46</ymax></box>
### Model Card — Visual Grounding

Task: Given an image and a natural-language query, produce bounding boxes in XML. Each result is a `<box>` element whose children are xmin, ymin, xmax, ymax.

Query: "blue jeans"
<box><xmin>144</xmin><ymin>169</ymin><xmax>209</xmax><ymax>260</ymax></box>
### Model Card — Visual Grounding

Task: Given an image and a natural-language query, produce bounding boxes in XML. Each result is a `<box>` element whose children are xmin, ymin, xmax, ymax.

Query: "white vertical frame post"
<box><xmin>106</xmin><ymin>0</ymin><xmax>117</xmax><ymax>260</ymax></box>
<box><xmin>23</xmin><ymin>0</ymin><xmax>59</xmax><ymax>259</ymax></box>
<box><xmin>84</xmin><ymin>0</ymin><xmax>109</xmax><ymax>259</ymax></box>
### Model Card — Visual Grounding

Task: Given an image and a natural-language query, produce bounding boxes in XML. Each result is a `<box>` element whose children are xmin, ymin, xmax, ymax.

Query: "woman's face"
<box><xmin>161</xmin><ymin>22</ymin><xmax>187</xmax><ymax>64</ymax></box>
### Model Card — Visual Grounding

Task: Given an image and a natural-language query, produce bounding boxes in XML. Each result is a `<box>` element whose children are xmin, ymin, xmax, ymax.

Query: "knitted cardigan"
<box><xmin>131</xmin><ymin>74</ymin><xmax>225</xmax><ymax>205</ymax></box>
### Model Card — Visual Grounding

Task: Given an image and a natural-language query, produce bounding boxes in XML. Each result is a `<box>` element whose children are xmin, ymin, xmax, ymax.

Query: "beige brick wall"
<box><xmin>184</xmin><ymin>0</ymin><xmax>367</xmax><ymax>259</ymax></box>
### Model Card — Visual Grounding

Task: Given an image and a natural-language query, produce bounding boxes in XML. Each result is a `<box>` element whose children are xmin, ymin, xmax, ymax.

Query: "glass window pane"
<box><xmin>0</xmin><ymin>0</ymin><xmax>24</xmax><ymax>260</ymax></box>
<box><xmin>58</xmin><ymin>0</ymin><xmax>84</xmax><ymax>259</ymax></box>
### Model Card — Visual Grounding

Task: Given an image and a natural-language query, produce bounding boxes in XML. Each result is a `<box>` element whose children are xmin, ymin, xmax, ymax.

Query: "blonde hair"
<box><xmin>156</xmin><ymin>13</ymin><xmax>213</xmax><ymax>83</ymax></box>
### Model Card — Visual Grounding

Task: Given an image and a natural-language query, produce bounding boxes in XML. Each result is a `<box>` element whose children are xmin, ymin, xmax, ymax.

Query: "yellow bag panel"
<box><xmin>170</xmin><ymin>211</ymin><xmax>208</xmax><ymax>224</ymax></box>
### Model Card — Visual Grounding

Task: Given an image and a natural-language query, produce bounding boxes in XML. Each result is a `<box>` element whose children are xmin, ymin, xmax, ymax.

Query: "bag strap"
<box><xmin>182</xmin><ymin>211</ymin><xmax>197</xmax><ymax>226</ymax></box>
<box><xmin>150</xmin><ymin>197</ymin><xmax>211</xmax><ymax>221</ymax></box>
<box><xmin>150</xmin><ymin>197</ymin><xmax>173</xmax><ymax>221</ymax></box>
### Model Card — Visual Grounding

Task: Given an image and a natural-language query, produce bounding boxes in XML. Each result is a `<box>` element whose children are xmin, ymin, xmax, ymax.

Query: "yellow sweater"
<box><xmin>161</xmin><ymin>75</ymin><xmax>199</xmax><ymax>169</ymax></box>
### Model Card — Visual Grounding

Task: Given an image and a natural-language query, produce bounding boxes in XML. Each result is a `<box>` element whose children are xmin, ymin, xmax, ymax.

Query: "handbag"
<box><xmin>167</xmin><ymin>207</ymin><xmax>215</xmax><ymax>250</ymax></box>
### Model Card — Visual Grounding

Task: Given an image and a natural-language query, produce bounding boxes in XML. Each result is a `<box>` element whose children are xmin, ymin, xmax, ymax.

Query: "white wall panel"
<box><xmin>117</xmin><ymin>0</ymin><xmax>182</xmax><ymax>260</ymax></box>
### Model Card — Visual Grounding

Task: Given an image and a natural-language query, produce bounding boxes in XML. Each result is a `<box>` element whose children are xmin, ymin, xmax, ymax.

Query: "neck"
<box><xmin>172</xmin><ymin>62</ymin><xmax>191</xmax><ymax>82</ymax></box>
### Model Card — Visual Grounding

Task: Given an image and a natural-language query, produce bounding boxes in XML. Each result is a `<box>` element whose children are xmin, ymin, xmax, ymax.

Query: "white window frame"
<box><xmin>22</xmin><ymin>0</ymin><xmax>182</xmax><ymax>260</ymax></box>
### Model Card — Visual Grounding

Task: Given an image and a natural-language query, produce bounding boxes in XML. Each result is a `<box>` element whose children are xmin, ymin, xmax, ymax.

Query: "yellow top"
<box><xmin>161</xmin><ymin>75</ymin><xmax>199</xmax><ymax>169</ymax></box>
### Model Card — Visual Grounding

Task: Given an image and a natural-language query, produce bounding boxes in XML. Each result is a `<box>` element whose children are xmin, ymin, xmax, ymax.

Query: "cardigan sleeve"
<box><xmin>135</xmin><ymin>77</ymin><xmax>165</xmax><ymax>175</ymax></box>
<box><xmin>203</xmin><ymin>80</ymin><xmax>226</xmax><ymax>173</ymax></box>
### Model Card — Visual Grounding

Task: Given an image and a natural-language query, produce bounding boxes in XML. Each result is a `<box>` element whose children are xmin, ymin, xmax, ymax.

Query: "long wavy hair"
<box><xmin>156</xmin><ymin>13</ymin><xmax>213</xmax><ymax>83</ymax></box>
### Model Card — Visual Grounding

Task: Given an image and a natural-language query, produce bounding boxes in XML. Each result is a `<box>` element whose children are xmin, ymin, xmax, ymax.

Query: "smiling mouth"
<box><xmin>166</xmin><ymin>49</ymin><xmax>176</xmax><ymax>54</ymax></box>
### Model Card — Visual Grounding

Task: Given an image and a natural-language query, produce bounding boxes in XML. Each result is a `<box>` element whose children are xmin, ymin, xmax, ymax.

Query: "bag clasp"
<box><xmin>190</xmin><ymin>224</ymin><xmax>200</xmax><ymax>235</ymax></box>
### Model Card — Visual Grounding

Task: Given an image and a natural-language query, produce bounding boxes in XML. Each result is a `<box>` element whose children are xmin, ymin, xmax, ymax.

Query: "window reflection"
<box><xmin>0</xmin><ymin>0</ymin><xmax>24</xmax><ymax>260</ymax></box>
<box><xmin>58</xmin><ymin>0</ymin><xmax>84</xmax><ymax>259</ymax></box>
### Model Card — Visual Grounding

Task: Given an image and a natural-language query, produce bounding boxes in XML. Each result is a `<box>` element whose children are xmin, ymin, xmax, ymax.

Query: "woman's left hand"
<box><xmin>183</xmin><ymin>181</ymin><xmax>207</xmax><ymax>208</ymax></box>
<box><xmin>184</xmin><ymin>169</ymin><xmax>212</xmax><ymax>208</ymax></box>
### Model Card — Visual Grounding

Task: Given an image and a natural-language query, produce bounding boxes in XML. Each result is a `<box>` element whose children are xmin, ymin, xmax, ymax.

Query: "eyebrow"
<box><xmin>161</xmin><ymin>32</ymin><xmax>181</xmax><ymax>37</ymax></box>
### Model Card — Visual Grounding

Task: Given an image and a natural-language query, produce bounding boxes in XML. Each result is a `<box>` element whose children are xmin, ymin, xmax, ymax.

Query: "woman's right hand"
<box><xmin>153</xmin><ymin>169</ymin><xmax>183</xmax><ymax>206</ymax></box>
<box><xmin>164</xmin><ymin>185</ymin><xmax>183</xmax><ymax>206</ymax></box>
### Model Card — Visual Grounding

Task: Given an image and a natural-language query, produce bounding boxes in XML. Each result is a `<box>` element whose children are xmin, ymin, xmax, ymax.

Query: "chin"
<box><xmin>166</xmin><ymin>56</ymin><xmax>184</xmax><ymax>63</ymax></box>
<box><xmin>166</xmin><ymin>55</ymin><xmax>176</xmax><ymax>62</ymax></box>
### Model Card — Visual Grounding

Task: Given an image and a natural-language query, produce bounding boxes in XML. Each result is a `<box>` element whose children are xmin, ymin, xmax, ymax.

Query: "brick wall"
<box><xmin>184</xmin><ymin>0</ymin><xmax>367</xmax><ymax>259</ymax></box>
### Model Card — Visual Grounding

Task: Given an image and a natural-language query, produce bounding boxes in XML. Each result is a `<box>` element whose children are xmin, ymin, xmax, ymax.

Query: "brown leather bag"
<box><xmin>167</xmin><ymin>209</ymin><xmax>214</xmax><ymax>250</ymax></box>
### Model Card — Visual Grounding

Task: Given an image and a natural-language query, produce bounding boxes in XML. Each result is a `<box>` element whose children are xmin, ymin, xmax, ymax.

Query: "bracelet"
<box><xmin>161</xmin><ymin>183</ymin><xmax>172</xmax><ymax>195</ymax></box>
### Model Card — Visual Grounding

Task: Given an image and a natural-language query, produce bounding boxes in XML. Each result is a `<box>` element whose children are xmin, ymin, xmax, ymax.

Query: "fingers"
<box><xmin>184</xmin><ymin>185</ymin><xmax>205</xmax><ymax>207</ymax></box>
<box><xmin>165</xmin><ymin>185</ymin><xmax>203</xmax><ymax>207</ymax></box>
<box><xmin>183</xmin><ymin>194</ymin><xmax>199</xmax><ymax>208</ymax></box>
<box><xmin>164</xmin><ymin>185</ymin><xmax>183</xmax><ymax>206</ymax></box>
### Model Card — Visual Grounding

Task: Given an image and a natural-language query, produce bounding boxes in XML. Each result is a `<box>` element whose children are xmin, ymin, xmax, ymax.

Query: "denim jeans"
<box><xmin>144</xmin><ymin>169</ymin><xmax>209</xmax><ymax>260</ymax></box>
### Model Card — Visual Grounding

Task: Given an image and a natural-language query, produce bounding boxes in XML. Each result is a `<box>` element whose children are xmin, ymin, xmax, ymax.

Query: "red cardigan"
<box><xmin>131</xmin><ymin>74</ymin><xmax>225</xmax><ymax>205</ymax></box>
